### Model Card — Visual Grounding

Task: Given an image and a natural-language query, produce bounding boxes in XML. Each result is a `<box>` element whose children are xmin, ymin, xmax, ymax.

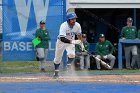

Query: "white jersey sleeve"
<box><xmin>59</xmin><ymin>23</ymin><xmax>66</xmax><ymax>37</ymax></box>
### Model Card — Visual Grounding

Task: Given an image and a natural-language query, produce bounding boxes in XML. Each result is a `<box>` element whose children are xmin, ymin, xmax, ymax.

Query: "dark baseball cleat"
<box><xmin>53</xmin><ymin>75</ymin><xmax>59</xmax><ymax>79</ymax></box>
<box><xmin>53</xmin><ymin>71</ymin><xmax>59</xmax><ymax>79</ymax></box>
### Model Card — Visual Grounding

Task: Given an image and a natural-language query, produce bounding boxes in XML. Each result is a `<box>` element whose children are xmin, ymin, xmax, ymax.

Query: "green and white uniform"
<box><xmin>35</xmin><ymin>28</ymin><xmax>50</xmax><ymax>69</ymax></box>
<box><xmin>75</xmin><ymin>41</ymin><xmax>90</xmax><ymax>70</ymax></box>
<box><xmin>95</xmin><ymin>40</ymin><xmax>115</xmax><ymax>69</ymax></box>
<box><xmin>121</xmin><ymin>26</ymin><xmax>138</xmax><ymax>69</ymax></box>
<box><xmin>121</xmin><ymin>26</ymin><xmax>137</xmax><ymax>39</ymax></box>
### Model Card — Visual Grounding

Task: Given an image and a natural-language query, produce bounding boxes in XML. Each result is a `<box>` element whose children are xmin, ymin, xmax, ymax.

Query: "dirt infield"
<box><xmin>0</xmin><ymin>74</ymin><xmax>140</xmax><ymax>84</ymax></box>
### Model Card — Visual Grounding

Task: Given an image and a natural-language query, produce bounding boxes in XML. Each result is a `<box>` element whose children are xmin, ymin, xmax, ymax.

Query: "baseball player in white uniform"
<box><xmin>53</xmin><ymin>12</ymin><xmax>84</xmax><ymax>77</ymax></box>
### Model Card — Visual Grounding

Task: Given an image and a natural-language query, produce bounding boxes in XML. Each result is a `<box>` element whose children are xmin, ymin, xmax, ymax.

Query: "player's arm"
<box><xmin>35</xmin><ymin>30</ymin><xmax>42</xmax><ymax>40</ymax></box>
<box><xmin>108</xmin><ymin>41</ymin><xmax>114</xmax><ymax>54</ymax></box>
<box><xmin>76</xmin><ymin>24</ymin><xmax>86</xmax><ymax>51</ymax></box>
<box><xmin>35</xmin><ymin>30</ymin><xmax>39</xmax><ymax>37</ymax></box>
<box><xmin>60</xmin><ymin>37</ymin><xmax>71</xmax><ymax>43</ymax></box>
<box><xmin>76</xmin><ymin>24</ymin><xmax>83</xmax><ymax>41</ymax></box>
<box><xmin>120</xmin><ymin>27</ymin><xmax>125</xmax><ymax>39</ymax></box>
<box><xmin>60</xmin><ymin>36</ymin><xmax>81</xmax><ymax>44</ymax></box>
<box><xmin>58</xmin><ymin>24</ymin><xmax>71</xmax><ymax>43</ymax></box>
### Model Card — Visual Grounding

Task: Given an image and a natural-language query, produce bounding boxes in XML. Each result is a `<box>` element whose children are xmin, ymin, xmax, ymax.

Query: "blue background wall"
<box><xmin>2</xmin><ymin>0</ymin><xmax>65</xmax><ymax>61</ymax></box>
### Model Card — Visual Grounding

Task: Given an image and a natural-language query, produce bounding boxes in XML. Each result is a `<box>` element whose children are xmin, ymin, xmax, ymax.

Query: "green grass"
<box><xmin>0</xmin><ymin>61</ymin><xmax>40</xmax><ymax>74</ymax></box>
<box><xmin>0</xmin><ymin>61</ymin><xmax>140</xmax><ymax>74</ymax></box>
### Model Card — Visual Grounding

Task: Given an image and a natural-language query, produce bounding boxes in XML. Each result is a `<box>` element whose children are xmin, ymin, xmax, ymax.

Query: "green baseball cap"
<box><xmin>99</xmin><ymin>34</ymin><xmax>105</xmax><ymax>38</ymax></box>
<box><xmin>40</xmin><ymin>20</ymin><xmax>45</xmax><ymax>24</ymax></box>
<box><xmin>127</xmin><ymin>17</ymin><xmax>133</xmax><ymax>22</ymax></box>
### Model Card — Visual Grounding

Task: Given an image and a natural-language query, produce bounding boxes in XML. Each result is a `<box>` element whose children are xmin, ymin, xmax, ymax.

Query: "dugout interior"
<box><xmin>75</xmin><ymin>8</ymin><xmax>140</xmax><ymax>69</ymax></box>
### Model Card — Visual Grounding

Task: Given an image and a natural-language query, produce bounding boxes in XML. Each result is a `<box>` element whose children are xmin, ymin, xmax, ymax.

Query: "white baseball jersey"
<box><xmin>58</xmin><ymin>21</ymin><xmax>82</xmax><ymax>40</ymax></box>
<box><xmin>54</xmin><ymin>21</ymin><xmax>82</xmax><ymax>64</ymax></box>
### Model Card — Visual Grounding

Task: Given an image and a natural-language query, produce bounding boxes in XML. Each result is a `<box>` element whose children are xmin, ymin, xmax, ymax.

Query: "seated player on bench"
<box><xmin>75</xmin><ymin>34</ymin><xmax>90</xmax><ymax>70</ymax></box>
<box><xmin>95</xmin><ymin>34</ymin><xmax>116</xmax><ymax>70</ymax></box>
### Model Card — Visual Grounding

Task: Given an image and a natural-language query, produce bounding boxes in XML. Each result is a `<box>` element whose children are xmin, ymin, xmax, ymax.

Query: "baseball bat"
<box><xmin>79</xmin><ymin>43</ymin><xmax>111</xmax><ymax>69</ymax></box>
<box><xmin>87</xmin><ymin>52</ymin><xmax>111</xmax><ymax>69</ymax></box>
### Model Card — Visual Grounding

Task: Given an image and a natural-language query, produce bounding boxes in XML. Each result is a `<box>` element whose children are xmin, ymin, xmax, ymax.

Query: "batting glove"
<box><xmin>103</xmin><ymin>55</ymin><xmax>107</xmax><ymax>59</ymax></box>
<box><xmin>121</xmin><ymin>37</ymin><xmax>126</xmax><ymax>40</ymax></box>
<box><xmin>71</xmin><ymin>40</ymin><xmax>81</xmax><ymax>44</ymax></box>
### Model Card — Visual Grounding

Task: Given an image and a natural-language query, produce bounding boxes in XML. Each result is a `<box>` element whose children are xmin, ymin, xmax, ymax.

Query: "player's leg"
<box><xmin>66</xmin><ymin>44</ymin><xmax>75</xmax><ymax>71</ymax></box>
<box><xmin>124</xmin><ymin>46</ymin><xmax>131</xmax><ymax>69</ymax></box>
<box><xmin>96</xmin><ymin>55</ymin><xmax>101</xmax><ymax>70</ymax></box>
<box><xmin>85</xmin><ymin>55</ymin><xmax>90</xmax><ymax>69</ymax></box>
<box><xmin>54</xmin><ymin>40</ymin><xmax>65</xmax><ymax>77</ymax></box>
<box><xmin>131</xmin><ymin>45</ymin><xmax>138</xmax><ymax>69</ymax></box>
<box><xmin>107</xmin><ymin>54</ymin><xmax>116</xmax><ymax>69</ymax></box>
<box><xmin>41</xmin><ymin>49</ymin><xmax>48</xmax><ymax>71</ymax></box>
<box><xmin>80</xmin><ymin>56</ymin><xmax>84</xmax><ymax>70</ymax></box>
<box><xmin>36</xmin><ymin>48</ymin><xmax>45</xmax><ymax>71</ymax></box>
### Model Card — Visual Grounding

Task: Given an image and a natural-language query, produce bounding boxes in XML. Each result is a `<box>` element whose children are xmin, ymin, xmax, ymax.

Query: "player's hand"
<box><xmin>81</xmin><ymin>52</ymin><xmax>87</xmax><ymax>55</ymax></box>
<box><xmin>79</xmin><ymin>43</ymin><xmax>86</xmax><ymax>51</ymax></box>
<box><xmin>71</xmin><ymin>40</ymin><xmax>81</xmax><ymax>44</ymax></box>
<box><xmin>38</xmin><ymin>36</ymin><xmax>42</xmax><ymax>40</ymax></box>
<box><xmin>121</xmin><ymin>37</ymin><xmax>126</xmax><ymax>40</ymax></box>
<box><xmin>103</xmin><ymin>55</ymin><xmax>107</xmax><ymax>59</ymax></box>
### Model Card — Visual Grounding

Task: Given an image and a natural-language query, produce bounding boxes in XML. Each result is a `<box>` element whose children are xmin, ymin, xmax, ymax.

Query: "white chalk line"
<box><xmin>0</xmin><ymin>76</ymin><xmax>140</xmax><ymax>83</ymax></box>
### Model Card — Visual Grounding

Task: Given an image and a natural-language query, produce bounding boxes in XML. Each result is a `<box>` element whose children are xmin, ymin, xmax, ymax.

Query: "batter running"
<box><xmin>53</xmin><ymin>12</ymin><xmax>84</xmax><ymax>78</ymax></box>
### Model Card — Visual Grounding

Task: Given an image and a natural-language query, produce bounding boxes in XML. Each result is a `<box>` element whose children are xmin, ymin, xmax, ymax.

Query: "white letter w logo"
<box><xmin>15</xmin><ymin>0</ymin><xmax>49</xmax><ymax>36</ymax></box>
